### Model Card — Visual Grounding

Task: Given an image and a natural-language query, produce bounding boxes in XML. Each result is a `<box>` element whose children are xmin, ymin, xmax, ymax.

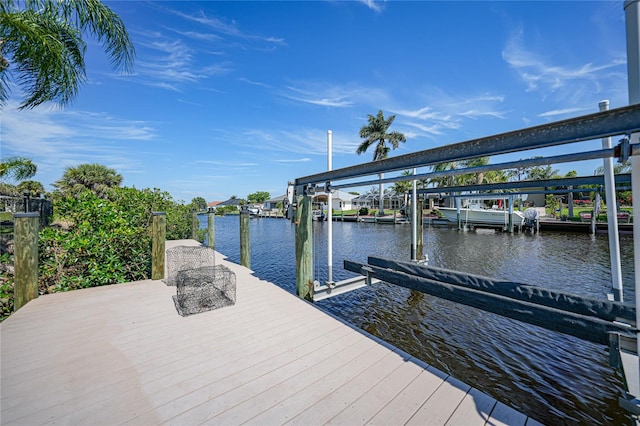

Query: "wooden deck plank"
<box><xmin>285</xmin><ymin>350</ymin><xmax>409</xmax><ymax>425</ymax></box>
<box><xmin>6</xmin><ymin>309</ymin><xmax>321</xmax><ymax>425</ymax></box>
<box><xmin>486</xmin><ymin>401</ymin><xmax>528</xmax><ymax>426</ymax></box>
<box><xmin>444</xmin><ymin>386</ymin><xmax>497</xmax><ymax>425</ymax></box>
<box><xmin>207</xmin><ymin>335</ymin><xmax>379</xmax><ymax>425</ymax></box>
<box><xmin>325</xmin><ymin>356</ymin><xmax>425</xmax><ymax>425</ymax></box>
<box><xmin>161</xmin><ymin>328</ymin><xmax>363</xmax><ymax>425</ymax></box>
<box><xmin>405</xmin><ymin>375</ymin><xmax>471</xmax><ymax>425</ymax></box>
<box><xmin>366</xmin><ymin>366</ymin><xmax>449</xmax><ymax>425</ymax></box>
<box><xmin>245</xmin><ymin>343</ymin><xmax>394</xmax><ymax>425</ymax></box>
<box><xmin>0</xmin><ymin>240</ymin><xmax>535</xmax><ymax>426</ymax></box>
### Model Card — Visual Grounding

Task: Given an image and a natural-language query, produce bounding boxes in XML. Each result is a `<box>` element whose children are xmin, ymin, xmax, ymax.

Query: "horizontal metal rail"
<box><xmin>417</xmin><ymin>173</ymin><xmax>632</xmax><ymax>195</ymax></box>
<box><xmin>295</xmin><ymin>104</ymin><xmax>640</xmax><ymax>187</ymax></box>
<box><xmin>329</xmin><ymin>147</ymin><xmax>620</xmax><ymax>191</ymax></box>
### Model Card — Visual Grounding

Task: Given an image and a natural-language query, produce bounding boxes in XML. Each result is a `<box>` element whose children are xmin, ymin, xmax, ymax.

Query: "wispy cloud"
<box><xmin>275</xmin><ymin>158</ymin><xmax>311</xmax><ymax>163</ymax></box>
<box><xmin>283</xmin><ymin>86</ymin><xmax>353</xmax><ymax>107</ymax></box>
<box><xmin>281</xmin><ymin>83</ymin><xmax>390</xmax><ymax>108</ymax></box>
<box><xmin>358</xmin><ymin>0</ymin><xmax>384</xmax><ymax>13</ymax></box>
<box><xmin>131</xmin><ymin>37</ymin><xmax>233</xmax><ymax>90</ymax></box>
<box><xmin>194</xmin><ymin>160</ymin><xmax>258</xmax><ymax>167</ymax></box>
<box><xmin>538</xmin><ymin>107</ymin><xmax>591</xmax><ymax>118</ymax></box>
<box><xmin>502</xmin><ymin>27</ymin><xmax>626</xmax><ymax>102</ymax></box>
<box><xmin>239</xmin><ymin>77</ymin><xmax>272</xmax><ymax>89</ymax></box>
<box><xmin>166</xmin><ymin>8</ymin><xmax>285</xmax><ymax>46</ymax></box>
<box><xmin>240</xmin><ymin>128</ymin><xmax>359</xmax><ymax>156</ymax></box>
<box><xmin>392</xmin><ymin>93</ymin><xmax>505</xmax><ymax>137</ymax></box>
<box><xmin>0</xmin><ymin>101</ymin><xmax>157</xmax><ymax>187</ymax></box>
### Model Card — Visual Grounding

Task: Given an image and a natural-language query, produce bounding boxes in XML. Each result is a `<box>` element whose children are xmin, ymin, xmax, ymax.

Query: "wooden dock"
<box><xmin>1</xmin><ymin>240</ymin><xmax>542</xmax><ymax>425</ymax></box>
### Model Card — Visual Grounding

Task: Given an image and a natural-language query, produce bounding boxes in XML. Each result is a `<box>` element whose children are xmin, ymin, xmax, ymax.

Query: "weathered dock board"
<box><xmin>1</xmin><ymin>240</ymin><xmax>543</xmax><ymax>425</ymax></box>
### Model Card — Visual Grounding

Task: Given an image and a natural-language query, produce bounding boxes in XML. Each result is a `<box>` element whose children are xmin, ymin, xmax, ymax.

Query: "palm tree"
<box><xmin>356</xmin><ymin>110</ymin><xmax>406</xmax><ymax>214</ymax></box>
<box><xmin>53</xmin><ymin>163</ymin><xmax>123</xmax><ymax>198</ymax></box>
<box><xmin>0</xmin><ymin>156</ymin><xmax>37</xmax><ymax>181</ymax></box>
<box><xmin>0</xmin><ymin>0</ymin><xmax>135</xmax><ymax>109</ymax></box>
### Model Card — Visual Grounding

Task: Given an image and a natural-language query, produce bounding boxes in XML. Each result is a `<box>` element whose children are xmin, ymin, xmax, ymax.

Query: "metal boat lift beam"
<box><xmin>328</xmin><ymin>147</ymin><xmax>628</xmax><ymax>191</ymax></box>
<box><xmin>416</xmin><ymin>173</ymin><xmax>631</xmax><ymax>195</ymax></box>
<box><xmin>295</xmin><ymin>104</ymin><xmax>640</xmax><ymax>188</ymax></box>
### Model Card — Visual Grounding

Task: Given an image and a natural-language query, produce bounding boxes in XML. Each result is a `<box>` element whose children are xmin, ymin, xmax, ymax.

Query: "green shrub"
<box><xmin>38</xmin><ymin>187</ymin><xmax>199</xmax><ymax>293</ymax></box>
<box><xmin>358</xmin><ymin>207</ymin><xmax>369</xmax><ymax>216</ymax></box>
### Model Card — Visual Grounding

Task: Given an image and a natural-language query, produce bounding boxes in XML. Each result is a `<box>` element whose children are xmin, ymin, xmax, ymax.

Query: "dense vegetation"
<box><xmin>1</xmin><ymin>186</ymin><xmax>202</xmax><ymax>320</ymax></box>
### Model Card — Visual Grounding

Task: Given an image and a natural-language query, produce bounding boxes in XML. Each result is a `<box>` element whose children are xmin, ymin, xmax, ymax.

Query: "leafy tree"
<box><xmin>428</xmin><ymin>157</ymin><xmax>497</xmax><ymax>188</ymax></box>
<box><xmin>392</xmin><ymin>170</ymin><xmax>414</xmax><ymax>195</ymax></box>
<box><xmin>356</xmin><ymin>110</ymin><xmax>406</xmax><ymax>214</ymax></box>
<box><xmin>191</xmin><ymin>196</ymin><xmax>207</xmax><ymax>211</ymax></box>
<box><xmin>247</xmin><ymin>191</ymin><xmax>270</xmax><ymax>204</ymax></box>
<box><xmin>53</xmin><ymin>163</ymin><xmax>123</xmax><ymax>198</ymax></box>
<box><xmin>0</xmin><ymin>156</ymin><xmax>37</xmax><ymax>181</ymax></box>
<box><xmin>594</xmin><ymin>159</ymin><xmax>631</xmax><ymax>175</ymax></box>
<box><xmin>0</xmin><ymin>0</ymin><xmax>135</xmax><ymax>109</ymax></box>
<box><xmin>16</xmin><ymin>179</ymin><xmax>45</xmax><ymax>197</ymax></box>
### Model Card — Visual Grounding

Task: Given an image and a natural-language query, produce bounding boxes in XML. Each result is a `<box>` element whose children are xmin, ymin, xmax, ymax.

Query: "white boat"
<box><xmin>312</xmin><ymin>210</ymin><xmax>326</xmax><ymax>221</ymax></box>
<box><xmin>437</xmin><ymin>204</ymin><xmax>525</xmax><ymax>228</ymax></box>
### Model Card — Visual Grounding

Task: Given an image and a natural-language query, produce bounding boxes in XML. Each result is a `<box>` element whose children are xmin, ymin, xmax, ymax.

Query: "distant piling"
<box><xmin>207</xmin><ymin>209</ymin><xmax>215</xmax><ymax>250</ymax></box>
<box><xmin>151</xmin><ymin>212</ymin><xmax>166</xmax><ymax>280</ymax></box>
<box><xmin>240</xmin><ymin>209</ymin><xmax>250</xmax><ymax>268</ymax></box>
<box><xmin>13</xmin><ymin>213</ymin><xmax>39</xmax><ymax>311</ymax></box>
<box><xmin>191</xmin><ymin>211</ymin><xmax>198</xmax><ymax>240</ymax></box>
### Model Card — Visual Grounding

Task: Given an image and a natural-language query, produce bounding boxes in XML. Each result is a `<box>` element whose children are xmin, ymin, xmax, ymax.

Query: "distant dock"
<box><xmin>0</xmin><ymin>240</ymin><xmax>541</xmax><ymax>425</ymax></box>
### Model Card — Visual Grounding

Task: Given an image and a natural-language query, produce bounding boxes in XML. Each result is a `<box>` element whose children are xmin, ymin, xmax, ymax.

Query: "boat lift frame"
<box><xmin>293</xmin><ymin>0</ymin><xmax>640</xmax><ymax>416</ymax></box>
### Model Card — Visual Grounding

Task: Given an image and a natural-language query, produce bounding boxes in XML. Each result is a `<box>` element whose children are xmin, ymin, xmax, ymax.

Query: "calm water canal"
<box><xmin>201</xmin><ymin>214</ymin><xmax>636</xmax><ymax>425</ymax></box>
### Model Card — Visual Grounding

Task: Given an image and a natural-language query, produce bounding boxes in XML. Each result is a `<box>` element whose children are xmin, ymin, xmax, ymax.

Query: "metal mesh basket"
<box><xmin>165</xmin><ymin>246</ymin><xmax>216</xmax><ymax>286</ymax></box>
<box><xmin>174</xmin><ymin>265</ymin><xmax>236</xmax><ymax>316</ymax></box>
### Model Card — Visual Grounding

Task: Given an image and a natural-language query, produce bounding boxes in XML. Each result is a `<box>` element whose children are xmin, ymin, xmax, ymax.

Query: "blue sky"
<box><xmin>1</xmin><ymin>1</ymin><xmax>630</xmax><ymax>203</ymax></box>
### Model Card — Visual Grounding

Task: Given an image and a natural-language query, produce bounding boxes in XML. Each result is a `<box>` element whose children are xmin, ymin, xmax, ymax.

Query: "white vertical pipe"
<box><xmin>327</xmin><ymin>130</ymin><xmax>333</xmax><ymax>285</ymax></box>
<box><xmin>411</xmin><ymin>168</ymin><xmax>417</xmax><ymax>261</ymax></box>
<box><xmin>599</xmin><ymin>100</ymin><xmax>623</xmax><ymax>302</ymax></box>
<box><xmin>624</xmin><ymin>0</ymin><xmax>640</xmax><ymax>392</ymax></box>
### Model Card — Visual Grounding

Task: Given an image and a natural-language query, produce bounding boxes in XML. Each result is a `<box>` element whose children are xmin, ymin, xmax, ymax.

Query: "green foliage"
<box><xmin>358</xmin><ymin>207</ymin><xmax>369</xmax><ymax>215</ymax></box>
<box><xmin>356</xmin><ymin>110</ymin><xmax>406</xmax><ymax>161</ymax></box>
<box><xmin>38</xmin><ymin>187</ymin><xmax>197</xmax><ymax>293</ymax></box>
<box><xmin>247</xmin><ymin>191</ymin><xmax>270</xmax><ymax>204</ymax></box>
<box><xmin>53</xmin><ymin>163</ymin><xmax>123</xmax><ymax>198</ymax></box>
<box><xmin>1</xmin><ymin>0</ymin><xmax>135</xmax><ymax>109</ymax></box>
<box><xmin>0</xmin><ymin>253</ymin><xmax>13</xmax><ymax>321</ymax></box>
<box><xmin>17</xmin><ymin>180</ymin><xmax>45</xmax><ymax>197</ymax></box>
<box><xmin>0</xmin><ymin>156</ymin><xmax>37</xmax><ymax>181</ymax></box>
<box><xmin>191</xmin><ymin>196</ymin><xmax>207</xmax><ymax>211</ymax></box>
<box><xmin>216</xmin><ymin>205</ymin><xmax>239</xmax><ymax>215</ymax></box>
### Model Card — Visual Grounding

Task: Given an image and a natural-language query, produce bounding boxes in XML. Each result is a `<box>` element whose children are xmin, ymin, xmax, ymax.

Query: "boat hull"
<box><xmin>437</xmin><ymin>207</ymin><xmax>525</xmax><ymax>227</ymax></box>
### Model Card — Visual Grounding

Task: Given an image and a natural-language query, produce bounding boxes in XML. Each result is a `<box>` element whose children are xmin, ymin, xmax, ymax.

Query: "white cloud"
<box><xmin>0</xmin><ymin>101</ymin><xmax>157</xmax><ymax>187</ymax></box>
<box><xmin>502</xmin><ymin>27</ymin><xmax>626</xmax><ymax>101</ymax></box>
<box><xmin>358</xmin><ymin>0</ymin><xmax>383</xmax><ymax>13</ymax></box>
<box><xmin>538</xmin><ymin>107</ymin><xmax>591</xmax><ymax>118</ymax></box>
<box><xmin>275</xmin><ymin>158</ymin><xmax>311</xmax><ymax>163</ymax></box>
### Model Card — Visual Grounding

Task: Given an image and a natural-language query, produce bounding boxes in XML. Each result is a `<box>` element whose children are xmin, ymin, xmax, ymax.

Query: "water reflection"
<box><xmin>205</xmin><ymin>215</ymin><xmax>635</xmax><ymax>425</ymax></box>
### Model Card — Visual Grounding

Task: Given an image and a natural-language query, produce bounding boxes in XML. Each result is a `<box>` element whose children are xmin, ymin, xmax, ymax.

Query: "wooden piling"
<box><xmin>151</xmin><ymin>212</ymin><xmax>166</xmax><ymax>280</ymax></box>
<box><xmin>191</xmin><ymin>211</ymin><xmax>198</xmax><ymax>240</ymax></box>
<box><xmin>240</xmin><ymin>210</ymin><xmax>250</xmax><ymax>269</ymax></box>
<box><xmin>13</xmin><ymin>213</ymin><xmax>39</xmax><ymax>311</ymax></box>
<box><xmin>295</xmin><ymin>195</ymin><xmax>313</xmax><ymax>300</ymax></box>
<box><xmin>207</xmin><ymin>211</ymin><xmax>215</xmax><ymax>249</ymax></box>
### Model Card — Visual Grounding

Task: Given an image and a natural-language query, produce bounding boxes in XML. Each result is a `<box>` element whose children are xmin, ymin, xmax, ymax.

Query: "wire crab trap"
<box><xmin>173</xmin><ymin>265</ymin><xmax>236</xmax><ymax>316</ymax></box>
